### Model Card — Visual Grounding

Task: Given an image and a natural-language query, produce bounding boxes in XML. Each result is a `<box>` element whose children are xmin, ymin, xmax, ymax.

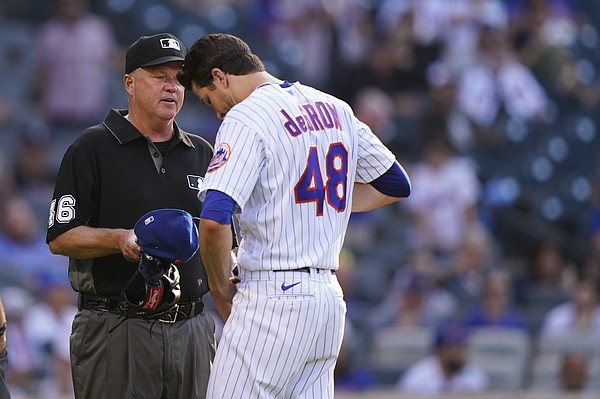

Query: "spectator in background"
<box><xmin>23</xmin><ymin>276</ymin><xmax>76</xmax><ymax>397</ymax></box>
<box><xmin>441</xmin><ymin>227</ymin><xmax>495</xmax><ymax>310</ymax></box>
<box><xmin>12</xmin><ymin>120</ymin><xmax>57</xmax><ymax>221</ymax></box>
<box><xmin>421</xmin><ymin>63</ymin><xmax>476</xmax><ymax>154</ymax></box>
<box><xmin>333</xmin><ymin>12</ymin><xmax>436</xmax><ymax>124</ymax></box>
<box><xmin>395</xmin><ymin>323</ymin><xmax>489</xmax><ymax>394</ymax></box>
<box><xmin>32</xmin><ymin>0</ymin><xmax>120</xmax><ymax>137</ymax></box>
<box><xmin>403</xmin><ymin>133</ymin><xmax>482</xmax><ymax>260</ymax></box>
<box><xmin>266</xmin><ymin>0</ymin><xmax>337</xmax><ymax>90</ymax></box>
<box><xmin>507</xmin><ymin>0</ymin><xmax>579</xmax><ymax>89</ymax></box>
<box><xmin>582</xmin><ymin>182</ymin><xmax>600</xmax><ymax>283</ymax></box>
<box><xmin>342</xmin><ymin>87</ymin><xmax>400</xmax><ymax>256</ymax></box>
<box><xmin>371</xmin><ymin>248</ymin><xmax>458</xmax><ymax>331</ymax></box>
<box><xmin>455</xmin><ymin>24</ymin><xmax>547</xmax><ymax>139</ymax></box>
<box><xmin>369</xmin><ymin>273</ymin><xmax>444</xmax><ymax>330</ymax></box>
<box><xmin>540</xmin><ymin>278</ymin><xmax>600</xmax><ymax>336</ymax></box>
<box><xmin>461</xmin><ymin>268</ymin><xmax>527</xmax><ymax>330</ymax></box>
<box><xmin>352</xmin><ymin>86</ymin><xmax>398</xmax><ymax>154</ymax></box>
<box><xmin>515</xmin><ymin>240</ymin><xmax>576</xmax><ymax>332</ymax></box>
<box><xmin>440</xmin><ymin>0</ymin><xmax>509</xmax><ymax>75</ymax></box>
<box><xmin>581</xmin><ymin>237</ymin><xmax>600</xmax><ymax>287</ymax></box>
<box><xmin>506</xmin><ymin>0</ymin><xmax>600</xmax><ymax>112</ymax></box>
<box><xmin>0</xmin><ymin>195</ymin><xmax>68</xmax><ymax>289</ymax></box>
<box><xmin>530</xmin><ymin>350</ymin><xmax>598</xmax><ymax>393</ymax></box>
<box><xmin>559</xmin><ymin>351</ymin><xmax>595</xmax><ymax>393</ymax></box>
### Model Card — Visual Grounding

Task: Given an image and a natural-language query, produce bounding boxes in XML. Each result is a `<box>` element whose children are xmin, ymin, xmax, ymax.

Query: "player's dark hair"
<box><xmin>178</xmin><ymin>33</ymin><xmax>265</xmax><ymax>90</ymax></box>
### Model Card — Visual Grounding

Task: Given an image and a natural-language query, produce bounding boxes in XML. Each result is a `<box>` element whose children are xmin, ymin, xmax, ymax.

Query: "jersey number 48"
<box><xmin>294</xmin><ymin>142</ymin><xmax>348</xmax><ymax>216</ymax></box>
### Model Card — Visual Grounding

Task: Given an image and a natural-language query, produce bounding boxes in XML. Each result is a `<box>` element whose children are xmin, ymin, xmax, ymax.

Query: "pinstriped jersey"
<box><xmin>199</xmin><ymin>81</ymin><xmax>396</xmax><ymax>271</ymax></box>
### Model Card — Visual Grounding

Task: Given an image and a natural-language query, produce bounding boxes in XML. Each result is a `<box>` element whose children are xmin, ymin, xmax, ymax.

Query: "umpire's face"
<box><xmin>125</xmin><ymin>61</ymin><xmax>185</xmax><ymax>122</ymax></box>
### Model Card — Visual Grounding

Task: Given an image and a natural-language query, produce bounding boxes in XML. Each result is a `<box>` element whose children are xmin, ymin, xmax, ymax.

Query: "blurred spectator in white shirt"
<box><xmin>24</xmin><ymin>275</ymin><xmax>76</xmax><ymax>397</ymax></box>
<box><xmin>32</xmin><ymin>0</ymin><xmax>120</xmax><ymax>132</ymax></box>
<box><xmin>540</xmin><ymin>278</ymin><xmax>600</xmax><ymax>336</ymax></box>
<box><xmin>395</xmin><ymin>323</ymin><xmax>489</xmax><ymax>394</ymax></box>
<box><xmin>403</xmin><ymin>134</ymin><xmax>482</xmax><ymax>258</ymax></box>
<box><xmin>456</xmin><ymin>24</ymin><xmax>547</xmax><ymax>129</ymax></box>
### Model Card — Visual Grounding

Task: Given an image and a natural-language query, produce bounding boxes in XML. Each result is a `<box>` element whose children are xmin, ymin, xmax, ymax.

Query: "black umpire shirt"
<box><xmin>46</xmin><ymin>109</ymin><xmax>213</xmax><ymax>302</ymax></box>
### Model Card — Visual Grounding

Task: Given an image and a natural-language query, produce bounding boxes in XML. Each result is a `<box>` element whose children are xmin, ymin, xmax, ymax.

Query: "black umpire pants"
<box><xmin>70</xmin><ymin>309</ymin><xmax>215</xmax><ymax>399</ymax></box>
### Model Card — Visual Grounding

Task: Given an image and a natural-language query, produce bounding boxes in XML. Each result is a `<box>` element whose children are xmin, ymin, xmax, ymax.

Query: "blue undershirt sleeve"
<box><xmin>369</xmin><ymin>161</ymin><xmax>411</xmax><ymax>198</ymax></box>
<box><xmin>200</xmin><ymin>190</ymin><xmax>237</xmax><ymax>225</ymax></box>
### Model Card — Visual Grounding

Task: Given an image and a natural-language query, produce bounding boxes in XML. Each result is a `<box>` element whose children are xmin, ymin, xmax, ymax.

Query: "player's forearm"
<box><xmin>48</xmin><ymin>225</ymin><xmax>134</xmax><ymax>259</ymax></box>
<box><xmin>351</xmin><ymin>183</ymin><xmax>405</xmax><ymax>212</ymax></box>
<box><xmin>211</xmin><ymin>295</ymin><xmax>232</xmax><ymax>322</ymax></box>
<box><xmin>198</xmin><ymin>218</ymin><xmax>236</xmax><ymax>303</ymax></box>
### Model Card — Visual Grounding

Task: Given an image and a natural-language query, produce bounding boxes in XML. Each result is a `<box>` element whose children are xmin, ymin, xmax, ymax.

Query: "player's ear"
<box><xmin>211</xmin><ymin>68</ymin><xmax>227</xmax><ymax>88</ymax></box>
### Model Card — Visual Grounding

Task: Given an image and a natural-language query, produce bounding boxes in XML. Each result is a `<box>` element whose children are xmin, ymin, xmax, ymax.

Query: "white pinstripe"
<box><xmin>207</xmin><ymin>270</ymin><xmax>345</xmax><ymax>398</ymax></box>
<box><xmin>199</xmin><ymin>82</ymin><xmax>396</xmax><ymax>271</ymax></box>
<box><xmin>201</xmin><ymin>81</ymin><xmax>396</xmax><ymax>398</ymax></box>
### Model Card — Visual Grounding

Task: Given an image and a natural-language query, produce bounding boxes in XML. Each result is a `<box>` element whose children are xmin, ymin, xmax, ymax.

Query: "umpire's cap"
<box><xmin>134</xmin><ymin>208</ymin><xmax>199</xmax><ymax>263</ymax></box>
<box><xmin>125</xmin><ymin>33</ymin><xmax>186</xmax><ymax>74</ymax></box>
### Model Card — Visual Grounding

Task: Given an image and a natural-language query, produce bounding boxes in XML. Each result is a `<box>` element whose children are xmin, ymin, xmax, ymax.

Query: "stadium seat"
<box><xmin>466</xmin><ymin>327</ymin><xmax>531</xmax><ymax>391</ymax></box>
<box><xmin>366</xmin><ymin>326</ymin><xmax>434</xmax><ymax>386</ymax></box>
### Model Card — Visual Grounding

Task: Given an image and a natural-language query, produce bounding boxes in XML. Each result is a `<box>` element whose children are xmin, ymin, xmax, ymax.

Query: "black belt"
<box><xmin>274</xmin><ymin>267</ymin><xmax>336</xmax><ymax>274</ymax></box>
<box><xmin>78</xmin><ymin>294</ymin><xmax>203</xmax><ymax>323</ymax></box>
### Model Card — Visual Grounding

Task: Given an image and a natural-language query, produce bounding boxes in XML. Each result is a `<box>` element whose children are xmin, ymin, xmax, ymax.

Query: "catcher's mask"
<box><xmin>121</xmin><ymin>252</ymin><xmax>181</xmax><ymax>316</ymax></box>
<box><xmin>134</xmin><ymin>208</ymin><xmax>199</xmax><ymax>264</ymax></box>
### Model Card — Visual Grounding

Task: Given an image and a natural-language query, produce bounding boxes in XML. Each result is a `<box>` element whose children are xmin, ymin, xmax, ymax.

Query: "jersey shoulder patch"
<box><xmin>207</xmin><ymin>142</ymin><xmax>231</xmax><ymax>173</ymax></box>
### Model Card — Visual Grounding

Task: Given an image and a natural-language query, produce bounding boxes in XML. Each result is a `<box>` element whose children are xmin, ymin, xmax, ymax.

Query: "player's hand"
<box><xmin>230</xmin><ymin>251</ymin><xmax>240</xmax><ymax>284</ymax></box>
<box><xmin>121</xmin><ymin>229</ymin><xmax>142</xmax><ymax>262</ymax></box>
<box><xmin>212</xmin><ymin>284</ymin><xmax>236</xmax><ymax>321</ymax></box>
<box><xmin>213</xmin><ymin>296</ymin><xmax>232</xmax><ymax>322</ymax></box>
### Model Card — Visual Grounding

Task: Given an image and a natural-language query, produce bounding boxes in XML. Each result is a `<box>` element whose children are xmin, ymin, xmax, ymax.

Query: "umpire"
<box><xmin>47</xmin><ymin>33</ymin><xmax>215</xmax><ymax>399</ymax></box>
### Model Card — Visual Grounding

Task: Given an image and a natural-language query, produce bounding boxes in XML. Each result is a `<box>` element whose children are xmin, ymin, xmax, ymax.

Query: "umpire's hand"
<box><xmin>123</xmin><ymin>229</ymin><xmax>142</xmax><ymax>262</ymax></box>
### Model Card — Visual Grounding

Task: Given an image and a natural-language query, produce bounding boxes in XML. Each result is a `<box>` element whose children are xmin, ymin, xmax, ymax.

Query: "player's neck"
<box><xmin>250</xmin><ymin>71</ymin><xmax>283</xmax><ymax>92</ymax></box>
<box><xmin>227</xmin><ymin>71</ymin><xmax>282</xmax><ymax>104</ymax></box>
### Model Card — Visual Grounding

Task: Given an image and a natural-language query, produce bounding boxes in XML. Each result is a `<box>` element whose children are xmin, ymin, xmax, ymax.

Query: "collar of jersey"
<box><xmin>104</xmin><ymin>109</ymin><xmax>195</xmax><ymax>148</ymax></box>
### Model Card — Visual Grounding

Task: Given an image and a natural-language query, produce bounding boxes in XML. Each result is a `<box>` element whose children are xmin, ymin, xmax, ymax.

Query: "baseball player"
<box><xmin>178</xmin><ymin>33</ymin><xmax>411</xmax><ymax>398</ymax></box>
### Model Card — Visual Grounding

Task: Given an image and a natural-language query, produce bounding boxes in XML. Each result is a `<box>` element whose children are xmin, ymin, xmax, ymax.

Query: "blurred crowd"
<box><xmin>1</xmin><ymin>0</ymin><xmax>600</xmax><ymax>397</ymax></box>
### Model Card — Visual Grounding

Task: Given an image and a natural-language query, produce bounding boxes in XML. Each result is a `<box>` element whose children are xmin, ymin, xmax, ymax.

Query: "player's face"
<box><xmin>191</xmin><ymin>82</ymin><xmax>235</xmax><ymax>120</ymax></box>
<box><xmin>127</xmin><ymin>62</ymin><xmax>185</xmax><ymax>121</ymax></box>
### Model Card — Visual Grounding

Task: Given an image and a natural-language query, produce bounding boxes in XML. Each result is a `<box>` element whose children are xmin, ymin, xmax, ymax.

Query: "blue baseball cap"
<box><xmin>134</xmin><ymin>208</ymin><xmax>199</xmax><ymax>263</ymax></box>
<box><xmin>435</xmin><ymin>324</ymin><xmax>469</xmax><ymax>348</ymax></box>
